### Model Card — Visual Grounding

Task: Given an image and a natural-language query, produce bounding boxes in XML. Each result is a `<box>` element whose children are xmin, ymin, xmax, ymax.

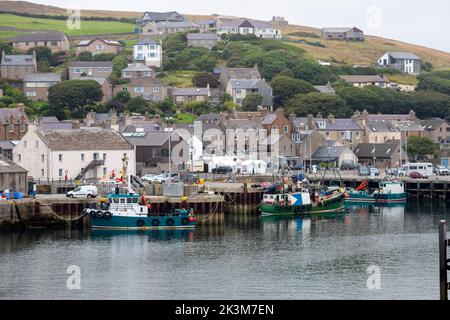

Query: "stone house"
<box><xmin>421</xmin><ymin>118</ymin><xmax>450</xmax><ymax>146</ymax></box>
<box><xmin>378</xmin><ymin>52</ymin><xmax>422</xmax><ymax>74</ymax></box>
<box><xmin>12</xmin><ymin>32</ymin><xmax>70</xmax><ymax>52</ymax></box>
<box><xmin>0</xmin><ymin>51</ymin><xmax>37</xmax><ymax>80</ymax></box>
<box><xmin>321</xmin><ymin>27</ymin><xmax>364</xmax><ymax>41</ymax></box>
<box><xmin>114</xmin><ymin>77</ymin><xmax>167</xmax><ymax>102</ymax></box>
<box><xmin>0</xmin><ymin>107</ymin><xmax>29</xmax><ymax>141</ymax></box>
<box><xmin>121</xmin><ymin>63</ymin><xmax>155</xmax><ymax>79</ymax></box>
<box><xmin>311</xmin><ymin>146</ymin><xmax>358</xmax><ymax>167</ymax></box>
<box><xmin>13</xmin><ymin>126</ymin><xmax>135</xmax><ymax>180</ymax></box>
<box><xmin>226</xmin><ymin>79</ymin><xmax>273</xmax><ymax>107</ymax></box>
<box><xmin>23</xmin><ymin>73</ymin><xmax>60</xmax><ymax>102</ymax></box>
<box><xmin>68</xmin><ymin>61</ymin><xmax>113</xmax><ymax>79</ymax></box>
<box><xmin>353</xmin><ymin>141</ymin><xmax>401</xmax><ymax>169</ymax></box>
<box><xmin>217</xmin><ymin>19</ymin><xmax>282</xmax><ymax>39</ymax></box>
<box><xmin>75</xmin><ymin>38</ymin><xmax>124</xmax><ymax>55</ymax></box>
<box><xmin>0</xmin><ymin>155</ymin><xmax>28</xmax><ymax>194</ymax></box>
<box><xmin>172</xmin><ymin>86</ymin><xmax>211</xmax><ymax>104</ymax></box>
<box><xmin>216</xmin><ymin>65</ymin><xmax>261</xmax><ymax>87</ymax></box>
<box><xmin>339</xmin><ymin>75</ymin><xmax>390</xmax><ymax>88</ymax></box>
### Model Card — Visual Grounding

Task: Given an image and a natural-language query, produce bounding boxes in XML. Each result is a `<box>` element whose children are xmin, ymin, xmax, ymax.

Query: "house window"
<box><xmin>51</xmin><ymin>41</ymin><xmax>58</xmax><ymax>46</ymax></box>
<box><xmin>124</xmin><ymin>72</ymin><xmax>131</xmax><ymax>77</ymax></box>
<box><xmin>58</xmin><ymin>154</ymin><xmax>63</xmax><ymax>162</ymax></box>
<box><xmin>24</xmin><ymin>141</ymin><xmax>27</xmax><ymax>148</ymax></box>
<box><xmin>9</xmin><ymin>125</ymin><xmax>14</xmax><ymax>133</ymax></box>
<box><xmin>18</xmin><ymin>154</ymin><xmax>22</xmax><ymax>162</ymax></box>
<box><xmin>59</xmin><ymin>169</ymin><xmax>63</xmax><ymax>177</ymax></box>
<box><xmin>103</xmin><ymin>167</ymin><xmax>107</xmax><ymax>176</ymax></box>
<box><xmin>81</xmin><ymin>153</ymin><xmax>85</xmax><ymax>161</ymax></box>
<box><xmin>41</xmin><ymin>169</ymin><xmax>45</xmax><ymax>177</ymax></box>
<box><xmin>153</xmin><ymin>87</ymin><xmax>160</xmax><ymax>92</ymax></box>
<box><xmin>135</xmin><ymin>86</ymin><xmax>144</xmax><ymax>93</ymax></box>
<box><xmin>75</xmin><ymin>68</ymin><xmax>81</xmax><ymax>73</ymax></box>
<box><xmin>41</xmin><ymin>154</ymin><xmax>44</xmax><ymax>162</ymax></box>
<box><xmin>284</xmin><ymin>126</ymin><xmax>289</xmax><ymax>133</ymax></box>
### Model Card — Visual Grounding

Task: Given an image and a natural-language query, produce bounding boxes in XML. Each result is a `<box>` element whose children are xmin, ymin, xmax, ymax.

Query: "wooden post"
<box><xmin>439</xmin><ymin>220</ymin><xmax>449</xmax><ymax>301</ymax></box>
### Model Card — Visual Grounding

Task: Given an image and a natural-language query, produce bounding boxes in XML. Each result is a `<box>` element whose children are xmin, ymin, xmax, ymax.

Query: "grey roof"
<box><xmin>24</xmin><ymin>73</ymin><xmax>60</xmax><ymax>82</ymax></box>
<box><xmin>156</xmin><ymin>21</ymin><xmax>199</xmax><ymax>29</ymax></box>
<box><xmin>354</xmin><ymin>142</ymin><xmax>400</xmax><ymax>159</ymax></box>
<box><xmin>422</xmin><ymin>118</ymin><xmax>448</xmax><ymax>131</ymax></box>
<box><xmin>39</xmin><ymin>122</ymin><xmax>73</xmax><ymax>130</ymax></box>
<box><xmin>0</xmin><ymin>155</ymin><xmax>27</xmax><ymax>174</ymax></box>
<box><xmin>13</xmin><ymin>32</ymin><xmax>66</xmax><ymax>42</ymax></box>
<box><xmin>77</xmin><ymin>38</ymin><xmax>122</xmax><ymax>47</ymax></box>
<box><xmin>221</xmin><ymin>66</ymin><xmax>261</xmax><ymax>79</ymax></box>
<box><xmin>317</xmin><ymin>118</ymin><xmax>363</xmax><ymax>131</ymax></box>
<box><xmin>220</xmin><ymin>19</ymin><xmax>272</xmax><ymax>29</ymax></box>
<box><xmin>314</xmin><ymin>83</ymin><xmax>335</xmax><ymax>94</ymax></box>
<box><xmin>220</xmin><ymin>119</ymin><xmax>263</xmax><ymax>130</ymax></box>
<box><xmin>366</xmin><ymin>120</ymin><xmax>398</xmax><ymax>133</ymax></box>
<box><xmin>312</xmin><ymin>146</ymin><xmax>350</xmax><ymax>160</ymax></box>
<box><xmin>1</xmin><ymin>54</ymin><xmax>35</xmax><ymax>66</ymax></box>
<box><xmin>228</xmin><ymin>79</ymin><xmax>263</xmax><ymax>89</ymax></box>
<box><xmin>68</xmin><ymin>61</ymin><xmax>113</xmax><ymax>68</ymax></box>
<box><xmin>0</xmin><ymin>108</ymin><xmax>29</xmax><ymax>124</ymax></box>
<box><xmin>135</xmin><ymin>39</ymin><xmax>158</xmax><ymax>45</ymax></box>
<box><xmin>322</xmin><ymin>27</ymin><xmax>363</xmax><ymax>33</ymax></box>
<box><xmin>37</xmin><ymin>128</ymin><xmax>132</xmax><ymax>151</ymax></box>
<box><xmin>122</xmin><ymin>63</ymin><xmax>152</xmax><ymax>72</ymax></box>
<box><xmin>197</xmin><ymin>19</ymin><xmax>217</xmax><ymax>25</ymax></box>
<box><xmin>386</xmin><ymin>52</ymin><xmax>421</xmax><ymax>60</ymax></box>
<box><xmin>0</xmin><ymin>141</ymin><xmax>15</xmax><ymax>150</ymax></box>
<box><xmin>172</xmin><ymin>87</ymin><xmax>209</xmax><ymax>96</ymax></box>
<box><xmin>291</xmin><ymin>117</ymin><xmax>309</xmax><ymax>129</ymax></box>
<box><xmin>340</xmin><ymin>75</ymin><xmax>389</xmax><ymax>83</ymax></box>
<box><xmin>261</xmin><ymin>113</ymin><xmax>277</xmax><ymax>125</ymax></box>
<box><xmin>142</xmin><ymin>11</ymin><xmax>184</xmax><ymax>22</ymax></box>
<box><xmin>199</xmin><ymin>113</ymin><xmax>221</xmax><ymax>122</ymax></box>
<box><xmin>396</xmin><ymin>121</ymin><xmax>425</xmax><ymax>132</ymax></box>
<box><xmin>187</xmin><ymin>33</ymin><xmax>218</xmax><ymax>41</ymax></box>
<box><xmin>124</xmin><ymin>132</ymin><xmax>170</xmax><ymax>147</ymax></box>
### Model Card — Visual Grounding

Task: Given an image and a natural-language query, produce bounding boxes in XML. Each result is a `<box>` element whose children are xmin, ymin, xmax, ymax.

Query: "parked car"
<box><xmin>212</xmin><ymin>166</ymin><xmax>233</xmax><ymax>174</ymax></box>
<box><xmin>369</xmin><ymin>167</ymin><xmax>380</xmax><ymax>176</ymax></box>
<box><xmin>340</xmin><ymin>161</ymin><xmax>360</xmax><ymax>171</ymax></box>
<box><xmin>434</xmin><ymin>166</ymin><xmax>450</xmax><ymax>176</ymax></box>
<box><xmin>141</xmin><ymin>174</ymin><xmax>156</xmax><ymax>182</ymax></box>
<box><xmin>66</xmin><ymin>186</ymin><xmax>98</xmax><ymax>199</ymax></box>
<box><xmin>409</xmin><ymin>172</ymin><xmax>428</xmax><ymax>179</ymax></box>
<box><xmin>153</xmin><ymin>173</ymin><xmax>181</xmax><ymax>184</ymax></box>
<box><xmin>358</xmin><ymin>166</ymin><xmax>370</xmax><ymax>176</ymax></box>
<box><xmin>386</xmin><ymin>168</ymin><xmax>399</xmax><ymax>176</ymax></box>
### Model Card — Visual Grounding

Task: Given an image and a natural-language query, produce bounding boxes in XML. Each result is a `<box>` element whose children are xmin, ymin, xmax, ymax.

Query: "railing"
<box><xmin>439</xmin><ymin>220</ymin><xmax>450</xmax><ymax>300</ymax></box>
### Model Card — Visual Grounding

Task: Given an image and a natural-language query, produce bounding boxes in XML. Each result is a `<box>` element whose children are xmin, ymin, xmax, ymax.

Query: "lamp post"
<box><xmin>165</xmin><ymin>116</ymin><xmax>174</xmax><ymax>184</ymax></box>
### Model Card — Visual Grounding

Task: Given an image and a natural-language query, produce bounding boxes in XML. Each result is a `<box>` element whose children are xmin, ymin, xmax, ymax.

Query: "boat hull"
<box><xmin>89</xmin><ymin>215</ymin><xmax>196</xmax><ymax>230</ymax></box>
<box><xmin>346</xmin><ymin>192</ymin><xmax>375</xmax><ymax>203</ymax></box>
<box><xmin>260</xmin><ymin>193</ymin><xmax>346</xmax><ymax>216</ymax></box>
<box><xmin>373</xmin><ymin>193</ymin><xmax>407</xmax><ymax>203</ymax></box>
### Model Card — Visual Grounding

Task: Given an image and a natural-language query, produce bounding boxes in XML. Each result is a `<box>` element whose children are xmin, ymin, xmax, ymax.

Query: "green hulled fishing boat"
<box><xmin>260</xmin><ymin>186</ymin><xmax>346</xmax><ymax>216</ymax></box>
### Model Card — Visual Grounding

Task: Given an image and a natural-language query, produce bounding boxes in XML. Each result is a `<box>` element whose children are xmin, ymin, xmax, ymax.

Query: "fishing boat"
<box><xmin>85</xmin><ymin>155</ymin><xmax>197</xmax><ymax>230</ymax></box>
<box><xmin>260</xmin><ymin>186</ymin><xmax>346</xmax><ymax>216</ymax></box>
<box><xmin>373</xmin><ymin>181</ymin><xmax>407</xmax><ymax>203</ymax></box>
<box><xmin>346</xmin><ymin>180</ymin><xmax>375</xmax><ymax>203</ymax></box>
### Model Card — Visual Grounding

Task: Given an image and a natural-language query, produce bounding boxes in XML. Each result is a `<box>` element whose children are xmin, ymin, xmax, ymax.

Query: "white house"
<box><xmin>13</xmin><ymin>126</ymin><xmax>135</xmax><ymax>181</ymax></box>
<box><xmin>378</xmin><ymin>52</ymin><xmax>422</xmax><ymax>74</ymax></box>
<box><xmin>217</xmin><ymin>19</ymin><xmax>282</xmax><ymax>39</ymax></box>
<box><xmin>133</xmin><ymin>39</ymin><xmax>162</xmax><ymax>68</ymax></box>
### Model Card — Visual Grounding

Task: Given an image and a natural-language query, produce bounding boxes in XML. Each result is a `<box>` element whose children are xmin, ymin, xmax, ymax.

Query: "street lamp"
<box><xmin>164</xmin><ymin>116</ymin><xmax>174</xmax><ymax>184</ymax></box>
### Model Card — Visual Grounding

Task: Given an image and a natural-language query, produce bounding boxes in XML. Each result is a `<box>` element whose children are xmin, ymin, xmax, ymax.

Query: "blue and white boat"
<box><xmin>373</xmin><ymin>181</ymin><xmax>407</xmax><ymax>203</ymax></box>
<box><xmin>86</xmin><ymin>193</ymin><xmax>197</xmax><ymax>230</ymax></box>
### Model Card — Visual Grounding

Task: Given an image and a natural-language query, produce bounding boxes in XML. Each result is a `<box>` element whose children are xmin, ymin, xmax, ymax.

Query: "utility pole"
<box><xmin>165</xmin><ymin>116</ymin><xmax>174</xmax><ymax>184</ymax></box>
<box><xmin>439</xmin><ymin>220</ymin><xmax>449</xmax><ymax>300</ymax></box>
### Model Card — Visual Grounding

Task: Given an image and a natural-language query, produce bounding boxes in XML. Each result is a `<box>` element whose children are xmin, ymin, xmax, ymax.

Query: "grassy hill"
<box><xmin>1</xmin><ymin>0</ymin><xmax>450</xmax><ymax>75</ymax></box>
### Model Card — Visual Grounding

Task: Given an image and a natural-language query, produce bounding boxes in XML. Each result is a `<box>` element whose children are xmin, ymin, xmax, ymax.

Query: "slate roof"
<box><xmin>77</xmin><ymin>38</ymin><xmax>122</xmax><ymax>47</ymax></box>
<box><xmin>322</xmin><ymin>27</ymin><xmax>363</xmax><ymax>33</ymax></box>
<box><xmin>386</xmin><ymin>52</ymin><xmax>421</xmax><ymax>60</ymax></box>
<box><xmin>220</xmin><ymin>19</ymin><xmax>272</xmax><ymax>29</ymax></box>
<box><xmin>156</xmin><ymin>21</ymin><xmax>199</xmax><ymax>29</ymax></box>
<box><xmin>353</xmin><ymin>141</ymin><xmax>400</xmax><ymax>159</ymax></box>
<box><xmin>317</xmin><ymin>119</ymin><xmax>363</xmax><ymax>131</ymax></box>
<box><xmin>314</xmin><ymin>83</ymin><xmax>335</xmax><ymax>94</ymax></box>
<box><xmin>0</xmin><ymin>155</ymin><xmax>27</xmax><ymax>173</ymax></box>
<box><xmin>142</xmin><ymin>11</ymin><xmax>184</xmax><ymax>22</ymax></box>
<box><xmin>68</xmin><ymin>61</ymin><xmax>113</xmax><ymax>68</ymax></box>
<box><xmin>24</xmin><ymin>73</ymin><xmax>60</xmax><ymax>82</ymax></box>
<box><xmin>366</xmin><ymin>120</ymin><xmax>398</xmax><ymax>133</ymax></box>
<box><xmin>220</xmin><ymin>119</ymin><xmax>263</xmax><ymax>130</ymax></box>
<box><xmin>220</xmin><ymin>67</ymin><xmax>261</xmax><ymax>79</ymax></box>
<box><xmin>260</xmin><ymin>113</ymin><xmax>277</xmax><ymax>125</ymax></box>
<box><xmin>0</xmin><ymin>141</ymin><xmax>15</xmax><ymax>150</ymax></box>
<box><xmin>396</xmin><ymin>121</ymin><xmax>425</xmax><ymax>132</ymax></box>
<box><xmin>187</xmin><ymin>33</ymin><xmax>218</xmax><ymax>41</ymax></box>
<box><xmin>199</xmin><ymin>113</ymin><xmax>221</xmax><ymax>122</ymax></box>
<box><xmin>312</xmin><ymin>146</ymin><xmax>351</xmax><ymax>160</ymax></box>
<box><xmin>37</xmin><ymin>128</ymin><xmax>133</xmax><ymax>151</ymax></box>
<box><xmin>0</xmin><ymin>108</ymin><xmax>29</xmax><ymax>124</ymax></box>
<box><xmin>228</xmin><ymin>79</ymin><xmax>264</xmax><ymax>89</ymax></box>
<box><xmin>340</xmin><ymin>75</ymin><xmax>389</xmax><ymax>83</ymax></box>
<box><xmin>291</xmin><ymin>117</ymin><xmax>309</xmax><ymax>129</ymax></box>
<box><xmin>1</xmin><ymin>54</ymin><xmax>35</xmax><ymax>66</ymax></box>
<box><xmin>135</xmin><ymin>39</ymin><xmax>158</xmax><ymax>46</ymax></box>
<box><xmin>122</xmin><ymin>63</ymin><xmax>152</xmax><ymax>72</ymax></box>
<box><xmin>13</xmin><ymin>32</ymin><xmax>66</xmax><ymax>42</ymax></box>
<box><xmin>124</xmin><ymin>132</ymin><xmax>170</xmax><ymax>147</ymax></box>
<box><xmin>421</xmin><ymin>118</ymin><xmax>447</xmax><ymax>131</ymax></box>
<box><xmin>172</xmin><ymin>87</ymin><xmax>209</xmax><ymax>96</ymax></box>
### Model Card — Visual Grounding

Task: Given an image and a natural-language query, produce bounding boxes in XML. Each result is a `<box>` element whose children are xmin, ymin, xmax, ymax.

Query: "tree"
<box><xmin>111</xmin><ymin>55</ymin><xmax>128</xmax><ymax>78</ymax></box>
<box><xmin>27</xmin><ymin>46</ymin><xmax>52</xmax><ymax>63</ymax></box>
<box><xmin>78</xmin><ymin>51</ymin><xmax>93</xmax><ymax>61</ymax></box>
<box><xmin>270</xmin><ymin>75</ymin><xmax>317</xmax><ymax>106</ymax></box>
<box><xmin>286</xmin><ymin>92</ymin><xmax>351</xmax><ymax>117</ymax></box>
<box><xmin>126</xmin><ymin>96</ymin><xmax>150</xmax><ymax>114</ymax></box>
<box><xmin>114</xmin><ymin>90</ymin><xmax>131</xmax><ymax>104</ymax></box>
<box><xmin>48</xmin><ymin>80</ymin><xmax>103</xmax><ymax>119</ymax></box>
<box><xmin>242</xmin><ymin>93</ymin><xmax>263</xmax><ymax>111</ymax></box>
<box><xmin>412</xmin><ymin>91</ymin><xmax>450</xmax><ymax>119</ymax></box>
<box><xmin>337</xmin><ymin>86</ymin><xmax>385</xmax><ymax>114</ymax></box>
<box><xmin>406</xmin><ymin>136</ymin><xmax>439</xmax><ymax>161</ymax></box>
<box><xmin>0</xmin><ymin>41</ymin><xmax>12</xmax><ymax>55</ymax></box>
<box><xmin>192</xmin><ymin>72</ymin><xmax>219</xmax><ymax>88</ymax></box>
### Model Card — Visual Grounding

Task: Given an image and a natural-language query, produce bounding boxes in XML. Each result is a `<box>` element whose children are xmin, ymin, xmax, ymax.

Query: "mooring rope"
<box><xmin>32</xmin><ymin>198</ymin><xmax>88</xmax><ymax>222</ymax></box>
<box><xmin>197</xmin><ymin>201</ymin><xmax>220</xmax><ymax>223</ymax></box>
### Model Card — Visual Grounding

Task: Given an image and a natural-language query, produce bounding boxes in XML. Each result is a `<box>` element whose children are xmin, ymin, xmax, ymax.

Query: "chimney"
<box><xmin>16</xmin><ymin>103</ymin><xmax>26</xmax><ymax>113</ymax></box>
<box><xmin>275</xmin><ymin>108</ymin><xmax>285</xmax><ymax>118</ymax></box>
<box><xmin>316</xmin><ymin>112</ymin><xmax>323</xmax><ymax>119</ymax></box>
<box><xmin>307</xmin><ymin>114</ymin><xmax>315</xmax><ymax>130</ymax></box>
<box><xmin>362</xmin><ymin>109</ymin><xmax>369</xmax><ymax>121</ymax></box>
<box><xmin>71</xmin><ymin>120</ymin><xmax>80</xmax><ymax>129</ymax></box>
<box><xmin>289</xmin><ymin>113</ymin><xmax>296</xmax><ymax>123</ymax></box>
<box><xmin>328</xmin><ymin>113</ymin><xmax>335</xmax><ymax>123</ymax></box>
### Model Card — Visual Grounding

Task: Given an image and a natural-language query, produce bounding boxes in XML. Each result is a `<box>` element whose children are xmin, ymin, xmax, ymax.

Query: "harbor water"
<box><xmin>0</xmin><ymin>200</ymin><xmax>448</xmax><ymax>300</ymax></box>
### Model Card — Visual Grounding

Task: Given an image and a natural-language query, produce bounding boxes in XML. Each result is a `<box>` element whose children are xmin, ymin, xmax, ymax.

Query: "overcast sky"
<box><xmin>32</xmin><ymin>0</ymin><xmax>450</xmax><ymax>52</ymax></box>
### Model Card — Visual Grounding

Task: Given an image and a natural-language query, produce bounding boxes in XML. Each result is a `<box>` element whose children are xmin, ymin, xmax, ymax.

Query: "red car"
<box><xmin>409</xmin><ymin>172</ymin><xmax>428</xmax><ymax>179</ymax></box>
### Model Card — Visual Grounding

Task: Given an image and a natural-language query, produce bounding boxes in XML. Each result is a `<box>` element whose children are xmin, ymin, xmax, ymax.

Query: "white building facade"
<box><xmin>13</xmin><ymin>126</ymin><xmax>135</xmax><ymax>181</ymax></box>
<box><xmin>133</xmin><ymin>39</ymin><xmax>162</xmax><ymax>68</ymax></box>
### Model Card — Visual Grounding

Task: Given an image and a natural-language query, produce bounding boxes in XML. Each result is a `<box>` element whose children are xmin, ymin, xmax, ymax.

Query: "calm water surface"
<box><xmin>0</xmin><ymin>201</ymin><xmax>448</xmax><ymax>300</ymax></box>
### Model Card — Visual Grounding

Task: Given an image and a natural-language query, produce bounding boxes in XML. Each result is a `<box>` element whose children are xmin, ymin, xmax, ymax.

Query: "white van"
<box><xmin>66</xmin><ymin>186</ymin><xmax>98</xmax><ymax>199</ymax></box>
<box><xmin>400</xmin><ymin>163</ymin><xmax>433</xmax><ymax>177</ymax></box>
